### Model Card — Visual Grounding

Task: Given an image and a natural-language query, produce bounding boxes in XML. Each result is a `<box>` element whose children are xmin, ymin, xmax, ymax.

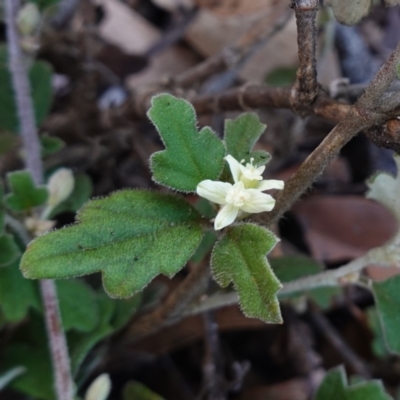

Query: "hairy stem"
<box><xmin>290</xmin><ymin>0</ymin><xmax>319</xmax><ymax>116</ymax></box>
<box><xmin>5</xmin><ymin>0</ymin><xmax>43</xmax><ymax>185</ymax></box>
<box><xmin>4</xmin><ymin>1</ymin><xmax>73</xmax><ymax>399</ymax></box>
<box><xmin>184</xmin><ymin>248</ymin><xmax>390</xmax><ymax>317</ymax></box>
<box><xmin>258</xmin><ymin>40</ymin><xmax>400</xmax><ymax>227</ymax></box>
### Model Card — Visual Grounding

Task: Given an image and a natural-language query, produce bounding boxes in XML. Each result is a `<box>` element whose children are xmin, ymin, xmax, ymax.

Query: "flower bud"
<box><xmin>17</xmin><ymin>3</ymin><xmax>41</xmax><ymax>36</ymax></box>
<box><xmin>47</xmin><ymin>168</ymin><xmax>75</xmax><ymax>208</ymax></box>
<box><xmin>85</xmin><ymin>373</ymin><xmax>111</xmax><ymax>400</ymax></box>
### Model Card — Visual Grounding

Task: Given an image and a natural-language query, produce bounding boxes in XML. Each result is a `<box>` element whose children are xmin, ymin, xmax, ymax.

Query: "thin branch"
<box><xmin>5</xmin><ymin>0</ymin><xmax>43</xmax><ymax>185</ymax></box>
<box><xmin>123</xmin><ymin>261</ymin><xmax>210</xmax><ymax>343</ymax></box>
<box><xmin>258</xmin><ymin>40</ymin><xmax>400</xmax><ymax>227</ymax></box>
<box><xmin>307</xmin><ymin>302</ymin><xmax>372</xmax><ymax>378</ymax></box>
<box><xmin>183</xmin><ymin>247</ymin><xmax>393</xmax><ymax>318</ymax></box>
<box><xmin>290</xmin><ymin>0</ymin><xmax>319</xmax><ymax>116</ymax></box>
<box><xmin>5</xmin><ymin>2</ymin><xmax>73</xmax><ymax>400</ymax></box>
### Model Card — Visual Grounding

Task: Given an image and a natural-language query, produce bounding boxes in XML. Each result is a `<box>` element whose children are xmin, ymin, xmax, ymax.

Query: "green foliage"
<box><xmin>366</xmin><ymin>307</ymin><xmax>387</xmax><ymax>357</ymax></box>
<box><xmin>271</xmin><ymin>256</ymin><xmax>341</xmax><ymax>308</ymax></box>
<box><xmin>265</xmin><ymin>66</ymin><xmax>297</xmax><ymax>87</ymax></box>
<box><xmin>148</xmin><ymin>94</ymin><xmax>225</xmax><ymax>192</ymax></box>
<box><xmin>0</xmin><ymin>46</ymin><xmax>53</xmax><ymax>132</ymax></box>
<box><xmin>2</xmin><ymin>343</ymin><xmax>54</xmax><ymax>400</ymax></box>
<box><xmin>21</xmin><ymin>190</ymin><xmax>204</xmax><ymax>298</ymax></box>
<box><xmin>0</xmin><ymin>234</ymin><xmax>21</xmax><ymax>267</ymax></box>
<box><xmin>372</xmin><ymin>275</ymin><xmax>400</xmax><ymax>353</ymax></box>
<box><xmin>57</xmin><ymin>280</ymin><xmax>99</xmax><ymax>332</ymax></box>
<box><xmin>0</xmin><ymin>259</ymin><xmax>40</xmax><ymax>322</ymax></box>
<box><xmin>5</xmin><ymin>170</ymin><xmax>48</xmax><ymax>211</ymax></box>
<box><xmin>48</xmin><ymin>174</ymin><xmax>92</xmax><ymax>218</ymax></box>
<box><xmin>123</xmin><ymin>381</ymin><xmax>164</xmax><ymax>400</ymax></box>
<box><xmin>191</xmin><ymin>231</ymin><xmax>217</xmax><ymax>263</ymax></box>
<box><xmin>41</xmin><ymin>135</ymin><xmax>65</xmax><ymax>157</ymax></box>
<box><xmin>315</xmin><ymin>366</ymin><xmax>391</xmax><ymax>400</ymax></box>
<box><xmin>224</xmin><ymin>113</ymin><xmax>270</xmax><ymax>168</ymax></box>
<box><xmin>1</xmin><ymin>316</ymin><xmax>54</xmax><ymax>400</ymax></box>
<box><xmin>29</xmin><ymin>0</ymin><xmax>61</xmax><ymax>11</ymax></box>
<box><xmin>211</xmin><ymin>223</ymin><xmax>282</xmax><ymax>323</ymax></box>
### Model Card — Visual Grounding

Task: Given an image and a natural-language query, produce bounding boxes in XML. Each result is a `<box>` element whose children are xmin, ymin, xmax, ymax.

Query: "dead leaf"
<box><xmin>293</xmin><ymin>195</ymin><xmax>398</xmax><ymax>263</ymax></box>
<box><xmin>195</xmin><ymin>0</ymin><xmax>280</xmax><ymax>17</ymax></box>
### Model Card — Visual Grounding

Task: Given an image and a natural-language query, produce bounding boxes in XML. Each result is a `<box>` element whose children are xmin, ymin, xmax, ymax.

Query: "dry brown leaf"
<box><xmin>293</xmin><ymin>195</ymin><xmax>397</xmax><ymax>263</ymax></box>
<box><xmin>185</xmin><ymin>4</ymin><xmax>298</xmax><ymax>82</ymax></box>
<box><xmin>195</xmin><ymin>0</ymin><xmax>280</xmax><ymax>17</ymax></box>
<box><xmin>94</xmin><ymin>0</ymin><xmax>159</xmax><ymax>53</ymax></box>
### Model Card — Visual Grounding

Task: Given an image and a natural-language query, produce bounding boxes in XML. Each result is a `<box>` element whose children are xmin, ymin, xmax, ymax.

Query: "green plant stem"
<box><xmin>184</xmin><ymin>248</ymin><xmax>393</xmax><ymax>317</ymax></box>
<box><xmin>4</xmin><ymin>1</ymin><xmax>73</xmax><ymax>400</ymax></box>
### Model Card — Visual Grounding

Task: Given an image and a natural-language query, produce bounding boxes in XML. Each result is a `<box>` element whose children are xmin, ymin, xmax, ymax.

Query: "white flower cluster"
<box><xmin>197</xmin><ymin>155</ymin><xmax>284</xmax><ymax>230</ymax></box>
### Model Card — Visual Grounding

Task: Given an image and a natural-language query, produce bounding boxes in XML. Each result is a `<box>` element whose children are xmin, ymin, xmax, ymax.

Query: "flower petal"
<box><xmin>240</xmin><ymin>190</ymin><xmax>276</xmax><ymax>213</ymax></box>
<box><xmin>225</xmin><ymin>155</ymin><xmax>242</xmax><ymax>183</ymax></box>
<box><xmin>214</xmin><ymin>204</ymin><xmax>239</xmax><ymax>230</ymax></box>
<box><xmin>256</xmin><ymin>179</ymin><xmax>284</xmax><ymax>192</ymax></box>
<box><xmin>197</xmin><ymin>180</ymin><xmax>231</xmax><ymax>205</ymax></box>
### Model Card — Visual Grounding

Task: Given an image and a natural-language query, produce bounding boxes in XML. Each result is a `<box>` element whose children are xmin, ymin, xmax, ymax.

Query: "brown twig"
<box><xmin>258</xmin><ymin>40</ymin><xmax>400</xmax><ymax>227</ymax></box>
<box><xmin>5</xmin><ymin>2</ymin><xmax>73</xmax><ymax>400</ymax></box>
<box><xmin>290</xmin><ymin>0</ymin><xmax>319</xmax><ymax>116</ymax></box>
<box><xmin>307</xmin><ymin>303</ymin><xmax>371</xmax><ymax>378</ymax></box>
<box><xmin>123</xmin><ymin>261</ymin><xmax>209</xmax><ymax>343</ymax></box>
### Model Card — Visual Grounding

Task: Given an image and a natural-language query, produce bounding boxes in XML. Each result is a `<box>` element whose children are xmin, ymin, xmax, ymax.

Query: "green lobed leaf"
<box><xmin>123</xmin><ymin>381</ymin><xmax>165</xmax><ymax>400</ymax></box>
<box><xmin>148</xmin><ymin>94</ymin><xmax>226</xmax><ymax>192</ymax></box>
<box><xmin>41</xmin><ymin>135</ymin><xmax>65</xmax><ymax>157</ymax></box>
<box><xmin>5</xmin><ymin>170</ymin><xmax>48</xmax><ymax>211</ymax></box>
<box><xmin>271</xmin><ymin>256</ymin><xmax>341</xmax><ymax>309</ymax></box>
<box><xmin>0</xmin><ymin>259</ymin><xmax>40</xmax><ymax>322</ymax></box>
<box><xmin>0</xmin><ymin>233</ymin><xmax>21</xmax><ymax>267</ymax></box>
<box><xmin>48</xmin><ymin>174</ymin><xmax>92</xmax><ymax>218</ymax></box>
<box><xmin>0</xmin><ymin>46</ymin><xmax>53</xmax><ymax>132</ymax></box>
<box><xmin>211</xmin><ymin>223</ymin><xmax>282</xmax><ymax>323</ymax></box>
<box><xmin>224</xmin><ymin>113</ymin><xmax>270</xmax><ymax>167</ymax></box>
<box><xmin>21</xmin><ymin>190</ymin><xmax>204</xmax><ymax>298</ymax></box>
<box><xmin>57</xmin><ymin>279</ymin><xmax>99</xmax><ymax>332</ymax></box>
<box><xmin>314</xmin><ymin>365</ymin><xmax>391</xmax><ymax>400</ymax></box>
<box><xmin>372</xmin><ymin>275</ymin><xmax>400</xmax><ymax>353</ymax></box>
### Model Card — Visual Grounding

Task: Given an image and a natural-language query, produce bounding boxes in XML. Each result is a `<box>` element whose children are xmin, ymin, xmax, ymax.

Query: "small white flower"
<box><xmin>225</xmin><ymin>154</ymin><xmax>284</xmax><ymax>191</ymax></box>
<box><xmin>196</xmin><ymin>155</ymin><xmax>284</xmax><ymax>230</ymax></box>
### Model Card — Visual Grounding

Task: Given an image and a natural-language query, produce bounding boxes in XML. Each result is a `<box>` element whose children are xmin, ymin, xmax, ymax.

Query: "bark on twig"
<box><xmin>258</xmin><ymin>40</ymin><xmax>400</xmax><ymax>227</ymax></box>
<box><xmin>290</xmin><ymin>0</ymin><xmax>319</xmax><ymax>116</ymax></box>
